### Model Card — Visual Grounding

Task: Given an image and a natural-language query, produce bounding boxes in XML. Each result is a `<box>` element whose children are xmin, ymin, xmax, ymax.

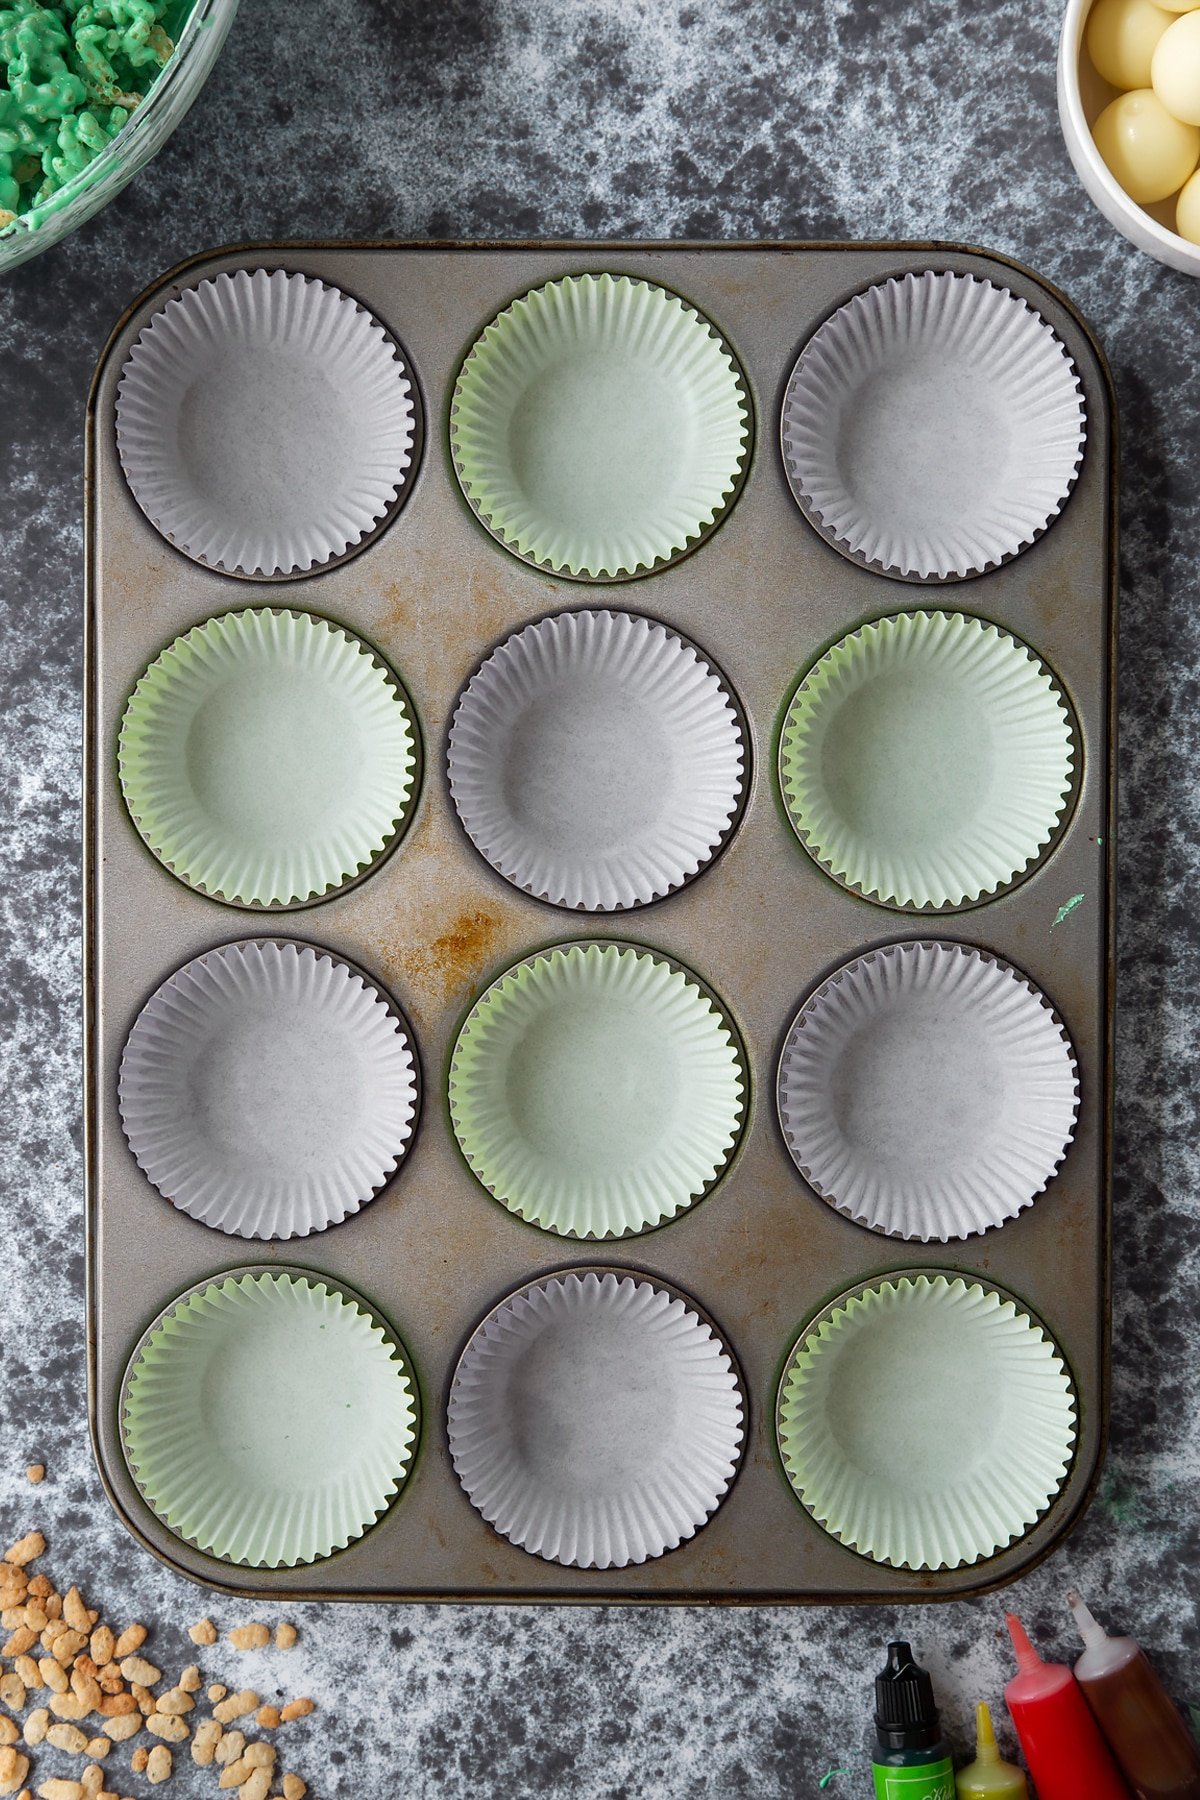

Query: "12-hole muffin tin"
<box><xmin>85</xmin><ymin>242</ymin><xmax>1115</xmax><ymax>1601</ymax></box>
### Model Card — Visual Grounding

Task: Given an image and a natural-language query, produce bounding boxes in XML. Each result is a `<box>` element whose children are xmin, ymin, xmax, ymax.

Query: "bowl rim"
<box><xmin>1058</xmin><ymin>0</ymin><xmax>1200</xmax><ymax>269</ymax></box>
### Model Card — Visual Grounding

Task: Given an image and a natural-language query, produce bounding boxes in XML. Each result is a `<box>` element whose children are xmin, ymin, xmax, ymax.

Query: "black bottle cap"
<box><xmin>874</xmin><ymin>1641</ymin><xmax>941</xmax><ymax>1752</ymax></box>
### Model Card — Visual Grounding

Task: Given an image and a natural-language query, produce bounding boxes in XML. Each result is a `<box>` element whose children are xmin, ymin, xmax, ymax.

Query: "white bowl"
<box><xmin>1058</xmin><ymin>0</ymin><xmax>1200</xmax><ymax>275</ymax></box>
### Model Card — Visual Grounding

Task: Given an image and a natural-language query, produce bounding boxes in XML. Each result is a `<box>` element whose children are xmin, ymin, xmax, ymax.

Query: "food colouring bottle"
<box><xmin>955</xmin><ymin>1701</ymin><xmax>1029</xmax><ymax>1798</ymax></box>
<box><xmin>872</xmin><ymin>1640</ymin><xmax>956</xmax><ymax>1799</ymax></box>
<box><xmin>1003</xmin><ymin>1611</ymin><xmax>1131</xmax><ymax>1800</ymax></box>
<box><xmin>1069</xmin><ymin>1589</ymin><xmax>1200</xmax><ymax>1799</ymax></box>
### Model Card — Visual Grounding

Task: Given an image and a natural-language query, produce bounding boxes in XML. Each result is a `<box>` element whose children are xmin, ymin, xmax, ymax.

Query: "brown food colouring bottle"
<box><xmin>1069</xmin><ymin>1590</ymin><xmax>1200</xmax><ymax>1800</ymax></box>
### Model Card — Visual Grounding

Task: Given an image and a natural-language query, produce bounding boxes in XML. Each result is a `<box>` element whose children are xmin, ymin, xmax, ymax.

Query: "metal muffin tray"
<box><xmin>85</xmin><ymin>240</ymin><xmax>1116</xmax><ymax>1602</ymax></box>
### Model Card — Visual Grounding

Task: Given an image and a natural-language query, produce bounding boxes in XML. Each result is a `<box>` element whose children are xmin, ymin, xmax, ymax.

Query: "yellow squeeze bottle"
<box><xmin>956</xmin><ymin>1703</ymin><xmax>1030</xmax><ymax>1799</ymax></box>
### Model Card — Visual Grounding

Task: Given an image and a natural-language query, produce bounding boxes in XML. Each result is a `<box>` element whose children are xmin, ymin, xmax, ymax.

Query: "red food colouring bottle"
<box><xmin>1003</xmin><ymin>1612</ymin><xmax>1132</xmax><ymax>1800</ymax></box>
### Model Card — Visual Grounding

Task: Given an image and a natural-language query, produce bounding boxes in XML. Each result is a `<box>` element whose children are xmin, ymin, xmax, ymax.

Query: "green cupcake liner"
<box><xmin>449</xmin><ymin>273</ymin><xmax>751</xmax><ymax>580</ymax></box>
<box><xmin>779</xmin><ymin>610</ymin><xmax>1078</xmax><ymax>910</ymax></box>
<box><xmin>448</xmin><ymin>941</ymin><xmax>747</xmax><ymax>1239</ymax></box>
<box><xmin>121</xmin><ymin>1269</ymin><xmax>419</xmax><ymax>1568</ymax></box>
<box><xmin>118</xmin><ymin>607</ymin><xmax>420</xmax><ymax>909</ymax></box>
<box><xmin>776</xmin><ymin>1273</ymin><xmax>1077</xmax><ymax>1570</ymax></box>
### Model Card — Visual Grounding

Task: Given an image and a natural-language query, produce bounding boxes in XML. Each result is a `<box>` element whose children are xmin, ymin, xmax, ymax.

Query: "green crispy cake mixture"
<box><xmin>0</xmin><ymin>0</ymin><xmax>185</xmax><ymax>230</ymax></box>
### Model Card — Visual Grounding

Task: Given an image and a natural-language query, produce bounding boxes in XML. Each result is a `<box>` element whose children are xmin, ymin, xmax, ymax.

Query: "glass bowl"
<box><xmin>0</xmin><ymin>0</ymin><xmax>238</xmax><ymax>276</ymax></box>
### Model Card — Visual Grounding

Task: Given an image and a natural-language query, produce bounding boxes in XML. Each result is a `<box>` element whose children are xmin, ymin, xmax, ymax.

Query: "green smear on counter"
<box><xmin>0</xmin><ymin>0</ymin><xmax>190</xmax><ymax>232</ymax></box>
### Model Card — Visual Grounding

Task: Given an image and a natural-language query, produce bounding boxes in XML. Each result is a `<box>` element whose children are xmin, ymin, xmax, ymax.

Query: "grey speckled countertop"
<box><xmin>1</xmin><ymin>2</ymin><xmax>1198</xmax><ymax>1796</ymax></box>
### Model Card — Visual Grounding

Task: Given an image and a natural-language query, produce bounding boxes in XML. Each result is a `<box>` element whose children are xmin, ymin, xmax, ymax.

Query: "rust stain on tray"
<box><xmin>465</xmin><ymin>565</ymin><xmax>530</xmax><ymax>649</ymax></box>
<box><xmin>396</xmin><ymin>907</ymin><xmax>505</xmax><ymax>1005</ymax></box>
<box><xmin>376</xmin><ymin>579</ymin><xmax>415</xmax><ymax>636</ymax></box>
<box><xmin>375</xmin><ymin>566</ymin><xmax>531</xmax><ymax>679</ymax></box>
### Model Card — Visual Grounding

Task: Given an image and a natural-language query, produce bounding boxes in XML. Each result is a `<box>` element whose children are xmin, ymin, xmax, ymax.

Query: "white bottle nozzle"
<box><xmin>1068</xmin><ymin>1588</ymin><xmax>1109</xmax><ymax>1652</ymax></box>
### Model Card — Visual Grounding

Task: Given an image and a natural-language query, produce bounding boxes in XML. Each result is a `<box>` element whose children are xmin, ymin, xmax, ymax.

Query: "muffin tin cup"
<box><xmin>447</xmin><ymin>608</ymin><xmax>749</xmax><ymax>912</ymax></box>
<box><xmin>781</xmin><ymin>269</ymin><xmax>1087</xmax><ymax>582</ymax></box>
<box><xmin>120</xmin><ymin>1267</ymin><xmax>420</xmax><ymax>1568</ymax></box>
<box><xmin>776</xmin><ymin>1272</ymin><xmax>1079</xmax><ymax>1572</ymax></box>
<box><xmin>87</xmin><ymin>241</ymin><xmax>1114</xmax><ymax>1604</ymax></box>
<box><xmin>118</xmin><ymin>939</ymin><xmax>421</xmax><ymax>1241</ymax></box>
<box><xmin>447</xmin><ymin>1268</ymin><xmax>746</xmax><ymax>1569</ymax></box>
<box><xmin>777</xmin><ymin>941</ymin><xmax>1080</xmax><ymax>1242</ymax></box>
<box><xmin>448</xmin><ymin>941</ymin><xmax>748</xmax><ymax>1240</ymax></box>
<box><xmin>779</xmin><ymin>609</ymin><xmax>1080</xmax><ymax>911</ymax></box>
<box><xmin>118</xmin><ymin>607</ymin><xmax>421</xmax><ymax>910</ymax></box>
<box><xmin>449</xmin><ymin>272</ymin><xmax>752</xmax><ymax>580</ymax></box>
<box><xmin>116</xmin><ymin>267</ymin><xmax>420</xmax><ymax>579</ymax></box>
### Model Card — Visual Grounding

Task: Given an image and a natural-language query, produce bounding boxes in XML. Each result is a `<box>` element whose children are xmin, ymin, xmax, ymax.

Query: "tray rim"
<box><xmin>83</xmin><ymin>236</ymin><xmax>1118</xmax><ymax>1605</ymax></box>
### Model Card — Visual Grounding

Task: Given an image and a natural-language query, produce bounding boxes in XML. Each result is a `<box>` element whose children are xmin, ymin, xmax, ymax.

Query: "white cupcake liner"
<box><xmin>448</xmin><ymin>1269</ymin><xmax>745</xmax><ymax>1568</ymax></box>
<box><xmin>777</xmin><ymin>1273</ymin><xmax>1077</xmax><ymax>1570</ymax></box>
<box><xmin>447</xmin><ymin>609</ymin><xmax>747</xmax><ymax>911</ymax></box>
<box><xmin>782</xmin><ymin>270</ymin><xmax>1087</xmax><ymax>581</ymax></box>
<box><xmin>116</xmin><ymin>268</ymin><xmax>418</xmax><ymax>577</ymax></box>
<box><xmin>449</xmin><ymin>942</ymin><xmax>747</xmax><ymax>1239</ymax></box>
<box><xmin>122</xmin><ymin>1268</ymin><xmax>419</xmax><ymax>1567</ymax></box>
<box><xmin>777</xmin><ymin>941</ymin><xmax>1080</xmax><ymax>1240</ymax></box>
<box><xmin>779</xmin><ymin>610</ymin><xmax>1078</xmax><ymax>910</ymax></box>
<box><xmin>118</xmin><ymin>939</ymin><xmax>420</xmax><ymax>1240</ymax></box>
<box><xmin>118</xmin><ymin>607</ymin><xmax>420</xmax><ymax>909</ymax></box>
<box><xmin>449</xmin><ymin>272</ymin><xmax>751</xmax><ymax>579</ymax></box>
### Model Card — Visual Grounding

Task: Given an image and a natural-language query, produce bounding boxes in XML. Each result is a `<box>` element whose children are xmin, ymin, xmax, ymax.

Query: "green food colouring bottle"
<box><xmin>872</xmin><ymin>1641</ymin><xmax>956</xmax><ymax>1800</ymax></box>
